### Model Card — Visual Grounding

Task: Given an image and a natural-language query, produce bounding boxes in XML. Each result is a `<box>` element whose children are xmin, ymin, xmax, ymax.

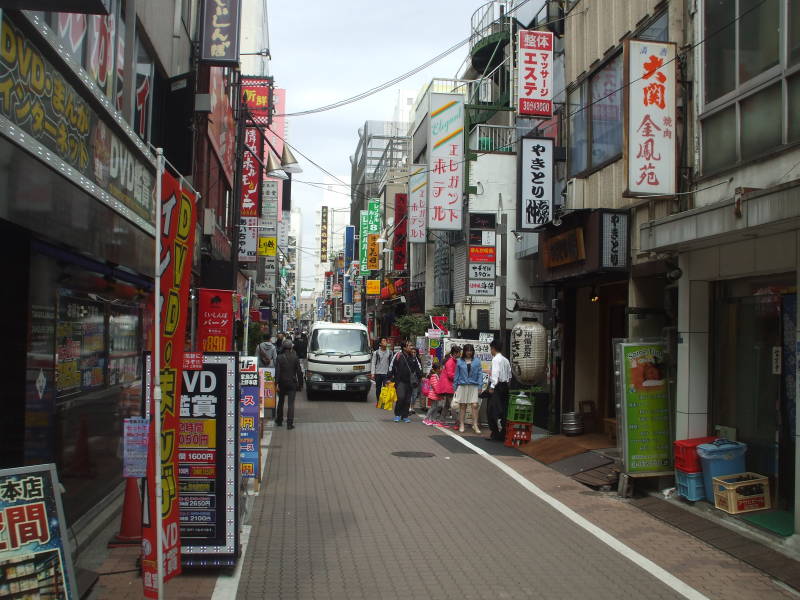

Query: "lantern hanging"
<box><xmin>511</xmin><ymin>318</ymin><xmax>547</xmax><ymax>385</ymax></box>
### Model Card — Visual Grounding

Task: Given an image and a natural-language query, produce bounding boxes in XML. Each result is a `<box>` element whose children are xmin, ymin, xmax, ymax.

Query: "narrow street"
<box><xmin>236</xmin><ymin>392</ymin><xmax>794</xmax><ymax>600</ymax></box>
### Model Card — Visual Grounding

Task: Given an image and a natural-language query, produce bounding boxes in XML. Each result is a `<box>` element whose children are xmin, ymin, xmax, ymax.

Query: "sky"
<box><xmin>264</xmin><ymin>0</ymin><xmax>493</xmax><ymax>289</ymax></box>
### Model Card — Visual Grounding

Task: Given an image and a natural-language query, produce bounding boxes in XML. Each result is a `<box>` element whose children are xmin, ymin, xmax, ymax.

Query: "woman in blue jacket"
<box><xmin>453</xmin><ymin>343</ymin><xmax>484</xmax><ymax>434</ymax></box>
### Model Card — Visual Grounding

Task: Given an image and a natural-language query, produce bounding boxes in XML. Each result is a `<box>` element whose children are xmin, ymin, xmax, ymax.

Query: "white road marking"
<box><xmin>211</xmin><ymin>524</ymin><xmax>250</xmax><ymax>600</ymax></box>
<box><xmin>438</xmin><ymin>427</ymin><xmax>709</xmax><ymax>600</ymax></box>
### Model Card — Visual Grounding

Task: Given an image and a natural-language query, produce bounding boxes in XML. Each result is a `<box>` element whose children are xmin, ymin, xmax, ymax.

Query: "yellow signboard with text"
<box><xmin>366</xmin><ymin>279</ymin><xmax>381</xmax><ymax>296</ymax></box>
<box><xmin>258</xmin><ymin>236</ymin><xmax>277</xmax><ymax>256</ymax></box>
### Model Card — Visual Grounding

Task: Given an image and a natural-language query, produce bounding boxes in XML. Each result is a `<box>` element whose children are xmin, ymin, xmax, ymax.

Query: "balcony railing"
<box><xmin>469</xmin><ymin>124</ymin><xmax>516</xmax><ymax>154</ymax></box>
<box><xmin>470</xmin><ymin>0</ymin><xmax>515</xmax><ymax>53</ymax></box>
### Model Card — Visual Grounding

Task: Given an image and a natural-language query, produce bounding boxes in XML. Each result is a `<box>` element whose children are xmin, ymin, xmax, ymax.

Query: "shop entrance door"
<box><xmin>714</xmin><ymin>281</ymin><xmax>795</xmax><ymax>512</ymax></box>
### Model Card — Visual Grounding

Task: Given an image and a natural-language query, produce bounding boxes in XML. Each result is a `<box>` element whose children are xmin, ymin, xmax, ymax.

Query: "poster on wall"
<box><xmin>615</xmin><ymin>340</ymin><xmax>672</xmax><ymax>474</ymax></box>
<box><xmin>0</xmin><ymin>464</ymin><xmax>78</xmax><ymax>600</ymax></box>
<box><xmin>625</xmin><ymin>40</ymin><xmax>677</xmax><ymax>195</ymax></box>
<box><xmin>442</xmin><ymin>339</ymin><xmax>492</xmax><ymax>375</ymax></box>
<box><xmin>197</xmin><ymin>289</ymin><xmax>235</xmax><ymax>352</ymax></box>
<box><xmin>239</xmin><ymin>357</ymin><xmax>260</xmax><ymax>480</ymax></box>
<box><xmin>177</xmin><ymin>353</ymin><xmax>239</xmax><ymax>567</ymax></box>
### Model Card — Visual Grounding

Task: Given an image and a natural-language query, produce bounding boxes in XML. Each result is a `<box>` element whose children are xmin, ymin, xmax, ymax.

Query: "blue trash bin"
<box><xmin>696</xmin><ymin>440</ymin><xmax>747</xmax><ymax>503</ymax></box>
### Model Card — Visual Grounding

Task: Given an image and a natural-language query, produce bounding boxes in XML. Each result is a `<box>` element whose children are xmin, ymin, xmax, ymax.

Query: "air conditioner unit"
<box><xmin>565</xmin><ymin>178</ymin><xmax>585</xmax><ymax>210</ymax></box>
<box><xmin>203</xmin><ymin>208</ymin><xmax>216</xmax><ymax>235</ymax></box>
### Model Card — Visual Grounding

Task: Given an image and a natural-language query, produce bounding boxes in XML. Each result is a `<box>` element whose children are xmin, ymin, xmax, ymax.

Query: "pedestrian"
<box><xmin>370</xmin><ymin>337</ymin><xmax>392</xmax><ymax>404</ymax></box>
<box><xmin>256</xmin><ymin>333</ymin><xmax>277</xmax><ymax>368</ymax></box>
<box><xmin>453</xmin><ymin>343</ymin><xmax>483</xmax><ymax>434</ymax></box>
<box><xmin>294</xmin><ymin>332</ymin><xmax>308</xmax><ymax>360</ymax></box>
<box><xmin>275</xmin><ymin>339</ymin><xmax>304</xmax><ymax>430</ymax></box>
<box><xmin>275</xmin><ymin>332</ymin><xmax>286</xmax><ymax>355</ymax></box>
<box><xmin>388</xmin><ymin>340</ymin><xmax>421</xmax><ymax>423</ymax></box>
<box><xmin>422</xmin><ymin>361</ymin><xmax>443</xmax><ymax>426</ymax></box>
<box><xmin>435</xmin><ymin>345</ymin><xmax>461</xmax><ymax>426</ymax></box>
<box><xmin>487</xmin><ymin>339</ymin><xmax>512</xmax><ymax>441</ymax></box>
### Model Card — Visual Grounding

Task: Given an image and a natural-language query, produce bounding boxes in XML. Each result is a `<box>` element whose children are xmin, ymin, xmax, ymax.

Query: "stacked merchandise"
<box><xmin>673</xmin><ymin>436</ymin><xmax>717</xmax><ymax>501</ymax></box>
<box><xmin>504</xmin><ymin>392</ymin><xmax>534</xmax><ymax>448</ymax></box>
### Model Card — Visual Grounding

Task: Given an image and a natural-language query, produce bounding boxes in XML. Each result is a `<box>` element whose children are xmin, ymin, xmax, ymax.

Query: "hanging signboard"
<box><xmin>615</xmin><ymin>341</ymin><xmax>672</xmax><ymax>474</ymax></box>
<box><xmin>468</xmin><ymin>246</ymin><xmax>496</xmax><ymax>263</ymax></box>
<box><xmin>600</xmin><ymin>211</ymin><xmax>629</xmax><ymax>269</ymax></box>
<box><xmin>200</xmin><ymin>0</ymin><xmax>242</xmax><ymax>65</ymax></box>
<box><xmin>518</xmin><ymin>137</ymin><xmax>554</xmax><ymax>231</ymax></box>
<box><xmin>143</xmin><ymin>168</ymin><xmax>196</xmax><ymax>596</ymax></box>
<box><xmin>393</xmin><ymin>193</ymin><xmax>408</xmax><ymax>271</ymax></box>
<box><xmin>365</xmin><ymin>279</ymin><xmax>381</xmax><ymax>297</ymax></box>
<box><xmin>625</xmin><ymin>40</ymin><xmax>677</xmax><ymax>195</ymax></box>
<box><xmin>197</xmin><ymin>289</ymin><xmax>235</xmax><ymax>352</ymax></box>
<box><xmin>258</xmin><ymin>183</ymin><xmax>278</xmax><ymax>294</ymax></box>
<box><xmin>408</xmin><ymin>165</ymin><xmax>427</xmax><ymax>243</ymax></box>
<box><xmin>320</xmin><ymin>205</ymin><xmax>329</xmax><ymax>264</ymax></box>
<box><xmin>358</xmin><ymin>210</ymin><xmax>369</xmax><ymax>276</ymax></box>
<box><xmin>239</xmin><ymin>357</ymin><xmax>259</xmax><ymax>480</ymax></box>
<box><xmin>240</xmin><ymin>128</ymin><xmax>260</xmax><ymax>218</ymax></box>
<box><xmin>0</xmin><ymin>464</ymin><xmax>78</xmax><ymax>600</ymax></box>
<box><xmin>469</xmin><ymin>263</ymin><xmax>495</xmax><ymax>279</ymax></box>
<box><xmin>468</xmin><ymin>280</ymin><xmax>496</xmax><ymax>296</ymax></box>
<box><xmin>238</xmin><ymin>216</ymin><xmax>258</xmax><ymax>262</ymax></box>
<box><xmin>428</xmin><ymin>93</ymin><xmax>464</xmax><ymax>231</ymax></box>
<box><xmin>517</xmin><ymin>30</ymin><xmax>554</xmax><ymax>117</ymax></box>
<box><xmin>178</xmin><ymin>353</ymin><xmax>239</xmax><ymax>566</ymax></box>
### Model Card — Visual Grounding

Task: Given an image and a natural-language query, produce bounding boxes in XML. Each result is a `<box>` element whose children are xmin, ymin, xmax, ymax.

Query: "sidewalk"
<box><xmin>87</xmin><ymin>392</ymin><xmax>798</xmax><ymax>599</ymax></box>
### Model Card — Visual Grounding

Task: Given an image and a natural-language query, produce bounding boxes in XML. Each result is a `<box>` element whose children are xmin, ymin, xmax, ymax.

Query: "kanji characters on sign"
<box><xmin>408</xmin><ymin>166</ymin><xmax>428</xmax><ymax>243</ymax></box>
<box><xmin>517</xmin><ymin>30</ymin><xmax>554</xmax><ymax>117</ymax></box>
<box><xmin>428</xmin><ymin>94</ymin><xmax>464</xmax><ymax>231</ymax></box>
<box><xmin>518</xmin><ymin>138</ymin><xmax>554</xmax><ymax>231</ymax></box>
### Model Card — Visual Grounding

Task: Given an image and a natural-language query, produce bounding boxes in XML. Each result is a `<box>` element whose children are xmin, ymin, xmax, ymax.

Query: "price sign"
<box><xmin>469</xmin><ymin>263</ymin><xmax>495</xmax><ymax>279</ymax></box>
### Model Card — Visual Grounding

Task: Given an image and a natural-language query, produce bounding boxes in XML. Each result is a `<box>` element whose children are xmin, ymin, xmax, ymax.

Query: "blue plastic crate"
<box><xmin>675</xmin><ymin>469</ymin><xmax>705</xmax><ymax>501</ymax></box>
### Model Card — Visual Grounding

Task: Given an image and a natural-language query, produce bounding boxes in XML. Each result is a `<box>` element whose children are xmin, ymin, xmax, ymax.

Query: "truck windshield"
<box><xmin>310</xmin><ymin>329</ymin><xmax>369</xmax><ymax>355</ymax></box>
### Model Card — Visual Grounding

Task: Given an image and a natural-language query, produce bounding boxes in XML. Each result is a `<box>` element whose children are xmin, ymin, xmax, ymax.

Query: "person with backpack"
<box><xmin>257</xmin><ymin>333</ymin><xmax>277</xmax><ymax>368</ymax></box>
<box><xmin>388</xmin><ymin>340</ymin><xmax>422</xmax><ymax>423</ymax></box>
<box><xmin>370</xmin><ymin>337</ymin><xmax>392</xmax><ymax>403</ymax></box>
<box><xmin>274</xmin><ymin>340</ymin><xmax>304</xmax><ymax>429</ymax></box>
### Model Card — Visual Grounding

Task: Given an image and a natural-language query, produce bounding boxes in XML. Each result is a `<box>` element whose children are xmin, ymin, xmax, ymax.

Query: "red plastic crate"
<box><xmin>504</xmin><ymin>421</ymin><xmax>533</xmax><ymax>448</ymax></box>
<box><xmin>673</xmin><ymin>436</ymin><xmax>717</xmax><ymax>473</ymax></box>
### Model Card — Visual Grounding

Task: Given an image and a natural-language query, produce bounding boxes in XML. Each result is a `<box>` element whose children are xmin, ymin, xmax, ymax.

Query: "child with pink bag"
<box><xmin>422</xmin><ymin>361</ymin><xmax>443</xmax><ymax>426</ymax></box>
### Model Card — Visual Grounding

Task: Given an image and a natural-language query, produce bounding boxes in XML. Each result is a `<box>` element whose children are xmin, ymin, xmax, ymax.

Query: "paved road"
<box><xmin>237</xmin><ymin>391</ymin><xmax>792</xmax><ymax>600</ymax></box>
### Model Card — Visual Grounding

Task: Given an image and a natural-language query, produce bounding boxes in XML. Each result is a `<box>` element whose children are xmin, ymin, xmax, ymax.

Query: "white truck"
<box><xmin>305</xmin><ymin>322</ymin><xmax>372</xmax><ymax>401</ymax></box>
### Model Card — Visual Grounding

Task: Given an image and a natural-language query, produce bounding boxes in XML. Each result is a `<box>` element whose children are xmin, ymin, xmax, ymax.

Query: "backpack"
<box><xmin>420</xmin><ymin>377</ymin><xmax>431</xmax><ymax>396</ymax></box>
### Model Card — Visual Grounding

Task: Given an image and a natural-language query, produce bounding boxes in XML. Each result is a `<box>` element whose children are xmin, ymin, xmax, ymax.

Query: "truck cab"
<box><xmin>305</xmin><ymin>322</ymin><xmax>372</xmax><ymax>401</ymax></box>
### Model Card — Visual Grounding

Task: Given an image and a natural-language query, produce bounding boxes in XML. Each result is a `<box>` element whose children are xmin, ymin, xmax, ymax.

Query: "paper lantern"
<box><xmin>511</xmin><ymin>319</ymin><xmax>547</xmax><ymax>385</ymax></box>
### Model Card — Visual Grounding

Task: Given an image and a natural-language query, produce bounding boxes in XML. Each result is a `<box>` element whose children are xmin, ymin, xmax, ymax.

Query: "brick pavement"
<box><xmin>237</xmin><ymin>392</ymin><xmax>794</xmax><ymax>600</ymax></box>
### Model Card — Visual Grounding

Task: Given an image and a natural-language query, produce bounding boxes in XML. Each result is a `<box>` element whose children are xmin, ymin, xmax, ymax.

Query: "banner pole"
<box><xmin>153</xmin><ymin>147</ymin><xmax>165</xmax><ymax>600</ymax></box>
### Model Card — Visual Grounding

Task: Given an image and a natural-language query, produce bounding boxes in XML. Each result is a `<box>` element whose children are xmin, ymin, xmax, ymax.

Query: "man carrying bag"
<box><xmin>275</xmin><ymin>340</ymin><xmax>304</xmax><ymax>429</ymax></box>
<box><xmin>388</xmin><ymin>340</ymin><xmax>421</xmax><ymax>423</ymax></box>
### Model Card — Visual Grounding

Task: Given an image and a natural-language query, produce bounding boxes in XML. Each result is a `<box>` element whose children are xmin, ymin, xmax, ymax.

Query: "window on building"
<box><xmin>567</xmin><ymin>54</ymin><xmax>622</xmax><ymax>176</ymax></box>
<box><xmin>702</xmin><ymin>0</ymin><xmax>798</xmax><ymax>173</ymax></box>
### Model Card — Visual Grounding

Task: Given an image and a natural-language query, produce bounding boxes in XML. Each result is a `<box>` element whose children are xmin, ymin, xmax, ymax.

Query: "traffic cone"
<box><xmin>108</xmin><ymin>478</ymin><xmax>143</xmax><ymax>547</ymax></box>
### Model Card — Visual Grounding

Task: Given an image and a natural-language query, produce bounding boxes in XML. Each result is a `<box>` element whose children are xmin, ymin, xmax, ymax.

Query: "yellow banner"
<box><xmin>179</xmin><ymin>419</ymin><xmax>217</xmax><ymax>449</ymax></box>
<box><xmin>258</xmin><ymin>236</ymin><xmax>277</xmax><ymax>256</ymax></box>
<box><xmin>366</xmin><ymin>279</ymin><xmax>381</xmax><ymax>296</ymax></box>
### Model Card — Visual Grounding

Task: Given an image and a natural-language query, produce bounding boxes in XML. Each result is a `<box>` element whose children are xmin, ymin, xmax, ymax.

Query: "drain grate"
<box><xmin>391</xmin><ymin>451</ymin><xmax>435</xmax><ymax>458</ymax></box>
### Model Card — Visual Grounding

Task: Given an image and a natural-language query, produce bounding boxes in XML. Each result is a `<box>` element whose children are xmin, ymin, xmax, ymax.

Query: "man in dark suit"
<box><xmin>275</xmin><ymin>340</ymin><xmax>304</xmax><ymax>429</ymax></box>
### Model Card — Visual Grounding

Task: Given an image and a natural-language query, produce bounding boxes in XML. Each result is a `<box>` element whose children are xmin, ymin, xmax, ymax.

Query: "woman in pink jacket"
<box><xmin>435</xmin><ymin>345</ymin><xmax>461</xmax><ymax>425</ymax></box>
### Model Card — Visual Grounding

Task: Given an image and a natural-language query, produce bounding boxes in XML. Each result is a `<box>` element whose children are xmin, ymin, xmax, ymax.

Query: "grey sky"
<box><xmin>267</xmin><ymin>1</ymin><xmax>491</xmax><ymax>288</ymax></box>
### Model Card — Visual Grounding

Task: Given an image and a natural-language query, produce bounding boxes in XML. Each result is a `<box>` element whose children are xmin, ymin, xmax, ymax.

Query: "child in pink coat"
<box><xmin>435</xmin><ymin>346</ymin><xmax>461</xmax><ymax>425</ymax></box>
<box><xmin>423</xmin><ymin>362</ymin><xmax>443</xmax><ymax>425</ymax></box>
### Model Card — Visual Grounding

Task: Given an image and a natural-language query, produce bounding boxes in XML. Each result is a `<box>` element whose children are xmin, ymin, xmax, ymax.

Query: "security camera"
<box><xmin>666</xmin><ymin>268</ymin><xmax>683</xmax><ymax>282</ymax></box>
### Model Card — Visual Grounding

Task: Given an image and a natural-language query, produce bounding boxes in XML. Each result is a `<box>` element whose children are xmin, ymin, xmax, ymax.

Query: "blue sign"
<box><xmin>239</xmin><ymin>358</ymin><xmax>260</xmax><ymax>480</ymax></box>
<box><xmin>344</xmin><ymin>225</ymin><xmax>355</xmax><ymax>265</ymax></box>
<box><xmin>0</xmin><ymin>464</ymin><xmax>78</xmax><ymax>599</ymax></box>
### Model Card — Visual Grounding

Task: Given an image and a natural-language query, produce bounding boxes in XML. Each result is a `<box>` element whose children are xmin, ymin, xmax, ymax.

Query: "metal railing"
<box><xmin>469</xmin><ymin>124</ymin><xmax>516</xmax><ymax>153</ymax></box>
<box><xmin>470</xmin><ymin>0</ymin><xmax>515</xmax><ymax>53</ymax></box>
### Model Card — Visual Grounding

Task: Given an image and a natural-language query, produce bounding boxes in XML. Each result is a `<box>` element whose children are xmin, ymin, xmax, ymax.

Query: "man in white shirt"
<box><xmin>488</xmin><ymin>339</ymin><xmax>512</xmax><ymax>441</ymax></box>
<box><xmin>370</xmin><ymin>338</ymin><xmax>393</xmax><ymax>403</ymax></box>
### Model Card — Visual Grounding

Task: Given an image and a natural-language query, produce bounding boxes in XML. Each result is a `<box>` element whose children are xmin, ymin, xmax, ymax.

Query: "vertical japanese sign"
<box><xmin>123</xmin><ymin>418</ymin><xmax>149</xmax><ymax>478</ymax></box>
<box><xmin>257</xmin><ymin>181</ymin><xmax>278</xmax><ymax>294</ymax></box>
<box><xmin>518</xmin><ymin>137</ymin><xmax>554</xmax><ymax>231</ymax></box>
<box><xmin>359</xmin><ymin>211</ymin><xmax>369</xmax><ymax>275</ymax></box>
<box><xmin>616</xmin><ymin>342</ymin><xmax>671</xmax><ymax>474</ymax></box>
<box><xmin>428</xmin><ymin>93</ymin><xmax>464</xmax><ymax>231</ymax></box>
<box><xmin>517</xmin><ymin>30</ymin><xmax>554</xmax><ymax>117</ymax></box>
<box><xmin>178</xmin><ymin>353</ymin><xmax>239</xmax><ymax>566</ymax></box>
<box><xmin>0</xmin><ymin>465</ymin><xmax>78</xmax><ymax>600</ymax></box>
<box><xmin>144</xmin><ymin>170</ymin><xmax>197</xmax><ymax>595</ymax></box>
<box><xmin>200</xmin><ymin>0</ymin><xmax>242</xmax><ymax>65</ymax></box>
<box><xmin>408</xmin><ymin>165</ymin><xmax>428</xmax><ymax>243</ymax></box>
<box><xmin>626</xmin><ymin>40</ymin><xmax>677</xmax><ymax>195</ymax></box>
<box><xmin>366</xmin><ymin>199</ymin><xmax>381</xmax><ymax>271</ymax></box>
<box><xmin>238</xmin><ymin>357</ymin><xmax>259</xmax><ymax>480</ymax></box>
<box><xmin>240</xmin><ymin>128</ymin><xmax>260</xmax><ymax>218</ymax></box>
<box><xmin>259</xmin><ymin>367</ymin><xmax>276</xmax><ymax>411</ymax></box>
<box><xmin>393</xmin><ymin>193</ymin><xmax>408</xmax><ymax>271</ymax></box>
<box><xmin>197</xmin><ymin>289</ymin><xmax>234</xmax><ymax>352</ymax></box>
<box><xmin>320</xmin><ymin>206</ymin><xmax>329</xmax><ymax>264</ymax></box>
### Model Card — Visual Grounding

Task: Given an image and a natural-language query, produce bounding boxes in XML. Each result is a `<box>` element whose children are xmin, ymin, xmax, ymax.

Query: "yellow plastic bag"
<box><xmin>378</xmin><ymin>382</ymin><xmax>397</xmax><ymax>410</ymax></box>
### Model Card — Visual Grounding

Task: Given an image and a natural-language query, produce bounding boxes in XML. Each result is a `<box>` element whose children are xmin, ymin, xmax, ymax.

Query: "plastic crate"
<box><xmin>504</xmin><ymin>421</ymin><xmax>532</xmax><ymax>448</ymax></box>
<box><xmin>673</xmin><ymin>436</ymin><xmax>717</xmax><ymax>473</ymax></box>
<box><xmin>712</xmin><ymin>472</ymin><xmax>771</xmax><ymax>514</ymax></box>
<box><xmin>507</xmin><ymin>400</ymin><xmax>534</xmax><ymax>423</ymax></box>
<box><xmin>675</xmin><ymin>469</ymin><xmax>705</xmax><ymax>501</ymax></box>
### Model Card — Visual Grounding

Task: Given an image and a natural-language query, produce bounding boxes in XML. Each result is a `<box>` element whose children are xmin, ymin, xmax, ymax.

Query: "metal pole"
<box><xmin>153</xmin><ymin>147</ymin><xmax>164</xmax><ymax>600</ymax></box>
<box><xmin>231</xmin><ymin>75</ymin><xmax>246</xmax><ymax>290</ymax></box>
<box><xmin>243</xmin><ymin>276</ymin><xmax>252</xmax><ymax>353</ymax></box>
<box><xmin>499</xmin><ymin>213</ymin><xmax>508</xmax><ymax>352</ymax></box>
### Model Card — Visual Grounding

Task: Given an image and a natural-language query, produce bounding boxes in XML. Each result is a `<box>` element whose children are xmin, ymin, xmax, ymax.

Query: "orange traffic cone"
<box><xmin>108</xmin><ymin>478</ymin><xmax>143</xmax><ymax>547</ymax></box>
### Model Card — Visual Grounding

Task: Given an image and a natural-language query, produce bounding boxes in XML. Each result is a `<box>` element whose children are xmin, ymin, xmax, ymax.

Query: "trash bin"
<box><xmin>696</xmin><ymin>440</ymin><xmax>747</xmax><ymax>503</ymax></box>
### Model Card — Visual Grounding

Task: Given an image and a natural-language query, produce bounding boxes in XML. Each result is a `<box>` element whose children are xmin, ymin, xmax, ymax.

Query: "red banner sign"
<box><xmin>469</xmin><ymin>246</ymin><xmax>496</xmax><ymax>263</ymax></box>
<box><xmin>240</xmin><ymin>127</ymin><xmax>260</xmax><ymax>217</ymax></box>
<box><xmin>143</xmin><ymin>169</ymin><xmax>197</xmax><ymax>596</ymax></box>
<box><xmin>393</xmin><ymin>193</ymin><xmax>408</xmax><ymax>272</ymax></box>
<box><xmin>197</xmin><ymin>288</ymin><xmax>235</xmax><ymax>352</ymax></box>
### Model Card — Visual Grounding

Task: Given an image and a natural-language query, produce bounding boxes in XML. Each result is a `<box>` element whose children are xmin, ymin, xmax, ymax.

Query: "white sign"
<box><xmin>408</xmin><ymin>164</ymin><xmax>427</xmax><ymax>243</ymax></box>
<box><xmin>344</xmin><ymin>304</ymin><xmax>353</xmax><ymax>318</ymax></box>
<box><xmin>626</xmin><ymin>39</ymin><xmax>677</xmax><ymax>195</ymax></box>
<box><xmin>481</xmin><ymin>231</ymin><xmax>496</xmax><ymax>246</ymax></box>
<box><xmin>428</xmin><ymin>93</ymin><xmax>464</xmax><ymax>231</ymax></box>
<box><xmin>518</xmin><ymin>137</ymin><xmax>554</xmax><ymax>231</ymax></box>
<box><xmin>479</xmin><ymin>332</ymin><xmax>494</xmax><ymax>343</ymax></box>
<box><xmin>238</xmin><ymin>216</ymin><xmax>258</xmax><ymax>262</ymax></box>
<box><xmin>601</xmin><ymin>212</ymin><xmax>629</xmax><ymax>269</ymax></box>
<box><xmin>469</xmin><ymin>263</ymin><xmax>495</xmax><ymax>279</ymax></box>
<box><xmin>517</xmin><ymin>30</ymin><xmax>553</xmax><ymax>117</ymax></box>
<box><xmin>469</xmin><ymin>280</ymin><xmax>496</xmax><ymax>296</ymax></box>
<box><xmin>442</xmin><ymin>338</ymin><xmax>492</xmax><ymax>374</ymax></box>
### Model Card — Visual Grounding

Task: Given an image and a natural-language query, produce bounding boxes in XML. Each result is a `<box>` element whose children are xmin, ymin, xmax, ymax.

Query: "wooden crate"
<box><xmin>712</xmin><ymin>472</ymin><xmax>771</xmax><ymax>515</ymax></box>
